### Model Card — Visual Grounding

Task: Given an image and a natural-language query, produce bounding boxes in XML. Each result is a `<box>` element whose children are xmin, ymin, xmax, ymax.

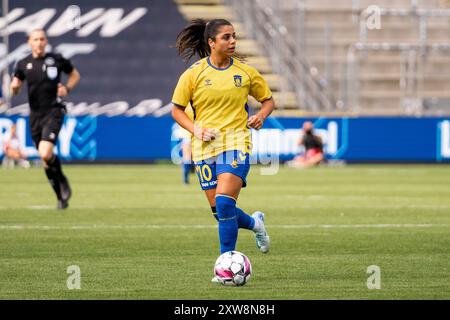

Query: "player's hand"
<box><xmin>57</xmin><ymin>83</ymin><xmax>69</xmax><ymax>97</ymax></box>
<box><xmin>247</xmin><ymin>114</ymin><xmax>264</xmax><ymax>130</ymax></box>
<box><xmin>194</xmin><ymin>126</ymin><xmax>218</xmax><ymax>142</ymax></box>
<box><xmin>10</xmin><ymin>78</ymin><xmax>22</xmax><ymax>96</ymax></box>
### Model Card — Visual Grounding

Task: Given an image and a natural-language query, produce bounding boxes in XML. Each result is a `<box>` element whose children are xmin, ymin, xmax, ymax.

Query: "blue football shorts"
<box><xmin>194</xmin><ymin>150</ymin><xmax>251</xmax><ymax>190</ymax></box>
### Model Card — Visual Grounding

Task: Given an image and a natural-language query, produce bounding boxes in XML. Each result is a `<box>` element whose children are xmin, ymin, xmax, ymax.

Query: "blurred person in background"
<box><xmin>180</xmin><ymin>126</ymin><xmax>193</xmax><ymax>184</ymax></box>
<box><xmin>2</xmin><ymin>124</ymin><xmax>30</xmax><ymax>169</ymax></box>
<box><xmin>178</xmin><ymin>105</ymin><xmax>195</xmax><ymax>185</ymax></box>
<box><xmin>287</xmin><ymin>121</ymin><xmax>324</xmax><ymax>168</ymax></box>
<box><xmin>10</xmin><ymin>29</ymin><xmax>80</xmax><ymax>209</ymax></box>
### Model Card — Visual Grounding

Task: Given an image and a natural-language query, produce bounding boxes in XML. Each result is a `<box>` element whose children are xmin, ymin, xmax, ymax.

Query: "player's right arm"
<box><xmin>11</xmin><ymin>61</ymin><xmax>25</xmax><ymax>96</ymax></box>
<box><xmin>172</xmin><ymin>105</ymin><xmax>217</xmax><ymax>142</ymax></box>
<box><xmin>171</xmin><ymin>67</ymin><xmax>217</xmax><ymax>142</ymax></box>
<box><xmin>10</xmin><ymin>77</ymin><xmax>23</xmax><ymax>96</ymax></box>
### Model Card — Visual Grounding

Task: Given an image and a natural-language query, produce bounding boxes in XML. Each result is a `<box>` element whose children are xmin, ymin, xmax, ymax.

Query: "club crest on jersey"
<box><xmin>233</xmin><ymin>75</ymin><xmax>242</xmax><ymax>87</ymax></box>
<box><xmin>26</xmin><ymin>63</ymin><xmax>32</xmax><ymax>70</ymax></box>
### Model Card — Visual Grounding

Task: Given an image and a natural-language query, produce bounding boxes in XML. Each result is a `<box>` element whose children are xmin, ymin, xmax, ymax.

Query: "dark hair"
<box><xmin>176</xmin><ymin>18</ymin><xmax>243</xmax><ymax>63</ymax></box>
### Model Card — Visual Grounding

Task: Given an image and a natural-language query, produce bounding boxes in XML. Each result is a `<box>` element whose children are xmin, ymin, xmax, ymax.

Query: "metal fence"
<box><xmin>225</xmin><ymin>0</ymin><xmax>333</xmax><ymax>111</ymax></box>
<box><xmin>348</xmin><ymin>4</ymin><xmax>450</xmax><ymax>115</ymax></box>
<box><xmin>227</xmin><ymin>0</ymin><xmax>450</xmax><ymax>115</ymax></box>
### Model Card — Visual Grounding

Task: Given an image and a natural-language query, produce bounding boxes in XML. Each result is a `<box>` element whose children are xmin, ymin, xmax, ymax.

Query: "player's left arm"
<box><xmin>247</xmin><ymin>68</ymin><xmax>275</xmax><ymax>130</ymax></box>
<box><xmin>247</xmin><ymin>97</ymin><xmax>275</xmax><ymax>130</ymax></box>
<box><xmin>58</xmin><ymin>68</ymin><xmax>80</xmax><ymax>97</ymax></box>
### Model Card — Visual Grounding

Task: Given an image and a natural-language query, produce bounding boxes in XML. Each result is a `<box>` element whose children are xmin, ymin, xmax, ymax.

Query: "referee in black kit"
<box><xmin>10</xmin><ymin>29</ymin><xmax>81</xmax><ymax>210</ymax></box>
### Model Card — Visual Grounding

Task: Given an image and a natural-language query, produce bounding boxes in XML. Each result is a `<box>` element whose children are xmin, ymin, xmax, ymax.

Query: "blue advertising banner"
<box><xmin>258</xmin><ymin>117</ymin><xmax>450</xmax><ymax>162</ymax></box>
<box><xmin>0</xmin><ymin>116</ymin><xmax>449</xmax><ymax>163</ymax></box>
<box><xmin>0</xmin><ymin>115</ymin><xmax>174</xmax><ymax>161</ymax></box>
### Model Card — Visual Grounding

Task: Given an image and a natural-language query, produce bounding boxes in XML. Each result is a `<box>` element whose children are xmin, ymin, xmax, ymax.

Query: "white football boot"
<box><xmin>252</xmin><ymin>211</ymin><xmax>270</xmax><ymax>253</ymax></box>
<box><xmin>211</xmin><ymin>276</ymin><xmax>220</xmax><ymax>283</ymax></box>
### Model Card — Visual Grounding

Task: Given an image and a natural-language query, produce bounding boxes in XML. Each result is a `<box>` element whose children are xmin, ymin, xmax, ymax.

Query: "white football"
<box><xmin>214</xmin><ymin>251</ymin><xmax>252</xmax><ymax>286</ymax></box>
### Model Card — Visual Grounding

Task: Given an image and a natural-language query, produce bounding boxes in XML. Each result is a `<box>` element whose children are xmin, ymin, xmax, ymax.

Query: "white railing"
<box><xmin>347</xmin><ymin>42</ymin><xmax>450</xmax><ymax>115</ymax></box>
<box><xmin>226</xmin><ymin>0</ymin><xmax>450</xmax><ymax>114</ymax></box>
<box><xmin>359</xmin><ymin>7</ymin><xmax>450</xmax><ymax>48</ymax></box>
<box><xmin>225</xmin><ymin>0</ymin><xmax>334</xmax><ymax>111</ymax></box>
<box><xmin>349</xmin><ymin>3</ymin><xmax>450</xmax><ymax>114</ymax></box>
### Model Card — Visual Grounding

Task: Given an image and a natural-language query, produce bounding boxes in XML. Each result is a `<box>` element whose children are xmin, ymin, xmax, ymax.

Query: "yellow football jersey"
<box><xmin>172</xmin><ymin>57</ymin><xmax>272</xmax><ymax>161</ymax></box>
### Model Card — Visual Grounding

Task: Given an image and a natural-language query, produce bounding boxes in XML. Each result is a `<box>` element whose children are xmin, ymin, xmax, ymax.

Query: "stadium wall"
<box><xmin>1</xmin><ymin>116</ymin><xmax>449</xmax><ymax>163</ymax></box>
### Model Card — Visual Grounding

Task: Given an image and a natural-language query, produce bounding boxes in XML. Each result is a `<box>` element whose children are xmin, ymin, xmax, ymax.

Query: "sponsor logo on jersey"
<box><xmin>205</xmin><ymin>79</ymin><xmax>212</xmax><ymax>86</ymax></box>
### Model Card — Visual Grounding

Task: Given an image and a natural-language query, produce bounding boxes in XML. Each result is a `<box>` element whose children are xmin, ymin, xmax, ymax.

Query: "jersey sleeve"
<box><xmin>57</xmin><ymin>54</ymin><xmax>74</xmax><ymax>74</ymax></box>
<box><xmin>13</xmin><ymin>61</ymin><xmax>25</xmax><ymax>81</ymax></box>
<box><xmin>172</xmin><ymin>68</ymin><xmax>193</xmax><ymax>108</ymax></box>
<box><xmin>249</xmin><ymin>67</ymin><xmax>272</xmax><ymax>103</ymax></box>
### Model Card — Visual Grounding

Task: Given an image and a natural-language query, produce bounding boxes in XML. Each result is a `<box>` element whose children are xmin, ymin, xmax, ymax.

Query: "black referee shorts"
<box><xmin>30</xmin><ymin>106</ymin><xmax>66</xmax><ymax>148</ymax></box>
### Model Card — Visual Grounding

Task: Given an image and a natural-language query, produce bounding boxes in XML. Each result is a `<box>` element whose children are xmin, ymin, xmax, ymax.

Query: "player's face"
<box><xmin>28</xmin><ymin>31</ymin><xmax>48</xmax><ymax>57</ymax></box>
<box><xmin>212</xmin><ymin>25</ymin><xmax>236</xmax><ymax>57</ymax></box>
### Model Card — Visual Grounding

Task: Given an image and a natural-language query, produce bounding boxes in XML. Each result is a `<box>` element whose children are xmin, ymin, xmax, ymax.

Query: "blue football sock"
<box><xmin>182</xmin><ymin>163</ymin><xmax>190</xmax><ymax>184</ymax></box>
<box><xmin>216</xmin><ymin>195</ymin><xmax>238</xmax><ymax>254</ymax></box>
<box><xmin>236</xmin><ymin>207</ymin><xmax>255</xmax><ymax>230</ymax></box>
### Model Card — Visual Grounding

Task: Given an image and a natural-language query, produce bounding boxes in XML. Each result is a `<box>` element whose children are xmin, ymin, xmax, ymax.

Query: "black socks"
<box><xmin>44</xmin><ymin>155</ymin><xmax>65</xmax><ymax>199</ymax></box>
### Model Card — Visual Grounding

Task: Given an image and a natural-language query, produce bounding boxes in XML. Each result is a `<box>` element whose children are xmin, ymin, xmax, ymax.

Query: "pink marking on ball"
<box><xmin>243</xmin><ymin>256</ymin><xmax>251</xmax><ymax>274</ymax></box>
<box><xmin>215</xmin><ymin>268</ymin><xmax>233</xmax><ymax>279</ymax></box>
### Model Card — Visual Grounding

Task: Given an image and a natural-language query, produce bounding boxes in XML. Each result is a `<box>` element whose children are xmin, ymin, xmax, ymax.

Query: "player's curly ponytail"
<box><xmin>176</xmin><ymin>18</ymin><xmax>243</xmax><ymax>63</ymax></box>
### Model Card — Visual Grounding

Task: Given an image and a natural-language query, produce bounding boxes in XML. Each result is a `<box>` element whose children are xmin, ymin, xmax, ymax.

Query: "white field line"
<box><xmin>0</xmin><ymin>204</ymin><xmax>449</xmax><ymax>211</ymax></box>
<box><xmin>0</xmin><ymin>224</ymin><xmax>448</xmax><ymax>231</ymax></box>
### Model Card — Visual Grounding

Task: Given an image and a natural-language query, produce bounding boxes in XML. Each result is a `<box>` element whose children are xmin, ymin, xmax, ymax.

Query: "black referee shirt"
<box><xmin>13</xmin><ymin>52</ymin><xmax>74</xmax><ymax>113</ymax></box>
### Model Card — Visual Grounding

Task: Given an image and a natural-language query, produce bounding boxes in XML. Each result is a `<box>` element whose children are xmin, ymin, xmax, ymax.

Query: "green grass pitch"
<box><xmin>0</xmin><ymin>164</ymin><xmax>449</xmax><ymax>299</ymax></box>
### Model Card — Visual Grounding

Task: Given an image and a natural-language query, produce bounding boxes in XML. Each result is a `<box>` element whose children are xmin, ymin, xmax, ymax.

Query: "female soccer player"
<box><xmin>171</xmin><ymin>19</ymin><xmax>275</xmax><ymax>263</ymax></box>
